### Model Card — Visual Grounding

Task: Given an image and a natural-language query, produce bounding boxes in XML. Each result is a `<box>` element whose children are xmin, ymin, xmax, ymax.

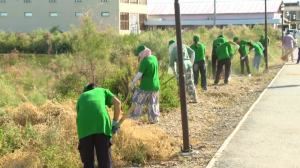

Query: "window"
<box><xmin>0</xmin><ymin>0</ymin><xmax>6</xmax><ymax>2</ymax></box>
<box><xmin>120</xmin><ymin>0</ymin><xmax>129</xmax><ymax>3</ymax></box>
<box><xmin>24</xmin><ymin>0</ymin><xmax>31</xmax><ymax>2</ymax></box>
<box><xmin>120</xmin><ymin>12</ymin><xmax>129</xmax><ymax>30</ymax></box>
<box><xmin>75</xmin><ymin>0</ymin><xmax>82</xmax><ymax>2</ymax></box>
<box><xmin>139</xmin><ymin>14</ymin><xmax>147</xmax><ymax>30</ymax></box>
<box><xmin>75</xmin><ymin>12</ymin><xmax>83</xmax><ymax>17</ymax></box>
<box><xmin>101</xmin><ymin>12</ymin><xmax>109</xmax><ymax>17</ymax></box>
<box><xmin>49</xmin><ymin>0</ymin><xmax>56</xmax><ymax>2</ymax></box>
<box><xmin>50</xmin><ymin>12</ymin><xmax>57</xmax><ymax>17</ymax></box>
<box><xmin>130</xmin><ymin>0</ymin><xmax>138</xmax><ymax>4</ymax></box>
<box><xmin>139</xmin><ymin>0</ymin><xmax>147</xmax><ymax>5</ymax></box>
<box><xmin>24</xmin><ymin>12</ymin><xmax>32</xmax><ymax>17</ymax></box>
<box><xmin>101</xmin><ymin>0</ymin><xmax>109</xmax><ymax>1</ymax></box>
<box><xmin>0</xmin><ymin>12</ymin><xmax>7</xmax><ymax>17</ymax></box>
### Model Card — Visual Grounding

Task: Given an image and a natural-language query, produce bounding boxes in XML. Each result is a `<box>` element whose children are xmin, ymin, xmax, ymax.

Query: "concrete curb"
<box><xmin>206</xmin><ymin>64</ymin><xmax>286</xmax><ymax>168</ymax></box>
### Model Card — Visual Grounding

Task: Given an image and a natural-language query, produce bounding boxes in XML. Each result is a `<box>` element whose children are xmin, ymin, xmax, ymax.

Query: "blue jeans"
<box><xmin>253</xmin><ymin>54</ymin><xmax>263</xmax><ymax>70</ymax></box>
<box><xmin>193</xmin><ymin>60</ymin><xmax>207</xmax><ymax>88</ymax></box>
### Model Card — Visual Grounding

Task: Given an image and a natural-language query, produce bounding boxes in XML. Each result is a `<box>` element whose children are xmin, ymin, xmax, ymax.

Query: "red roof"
<box><xmin>148</xmin><ymin>1</ymin><xmax>282</xmax><ymax>15</ymax></box>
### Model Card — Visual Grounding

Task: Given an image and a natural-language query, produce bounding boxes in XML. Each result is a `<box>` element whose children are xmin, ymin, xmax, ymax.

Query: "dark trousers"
<box><xmin>212</xmin><ymin>55</ymin><xmax>218</xmax><ymax>79</ymax></box>
<box><xmin>214</xmin><ymin>58</ymin><xmax>231</xmax><ymax>84</ymax></box>
<box><xmin>78</xmin><ymin>133</ymin><xmax>112</xmax><ymax>168</ymax></box>
<box><xmin>240</xmin><ymin>56</ymin><xmax>251</xmax><ymax>75</ymax></box>
<box><xmin>193</xmin><ymin>60</ymin><xmax>207</xmax><ymax>88</ymax></box>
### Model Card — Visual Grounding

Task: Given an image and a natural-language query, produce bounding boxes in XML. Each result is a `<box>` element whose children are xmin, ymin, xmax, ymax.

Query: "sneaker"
<box><xmin>228</xmin><ymin>75</ymin><xmax>232</xmax><ymax>80</ymax></box>
<box><xmin>202</xmin><ymin>86</ymin><xmax>207</xmax><ymax>91</ymax></box>
<box><xmin>248</xmin><ymin>74</ymin><xmax>251</xmax><ymax>77</ymax></box>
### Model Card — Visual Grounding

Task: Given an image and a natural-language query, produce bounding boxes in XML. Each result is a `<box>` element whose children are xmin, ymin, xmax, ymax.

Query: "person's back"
<box><xmin>283</xmin><ymin>34</ymin><xmax>295</xmax><ymax>48</ymax></box>
<box><xmin>238</xmin><ymin>40</ymin><xmax>251</xmax><ymax>57</ymax></box>
<box><xmin>190</xmin><ymin>42</ymin><xmax>205</xmax><ymax>62</ymax></box>
<box><xmin>212</xmin><ymin>37</ymin><xmax>226</xmax><ymax>56</ymax></box>
<box><xmin>170</xmin><ymin>45</ymin><xmax>193</xmax><ymax>70</ymax></box>
<box><xmin>139</xmin><ymin>55</ymin><xmax>160</xmax><ymax>91</ymax></box>
<box><xmin>216</xmin><ymin>42</ymin><xmax>232</xmax><ymax>61</ymax></box>
<box><xmin>252</xmin><ymin>43</ymin><xmax>263</xmax><ymax>56</ymax></box>
<box><xmin>76</xmin><ymin>88</ymin><xmax>114</xmax><ymax>139</ymax></box>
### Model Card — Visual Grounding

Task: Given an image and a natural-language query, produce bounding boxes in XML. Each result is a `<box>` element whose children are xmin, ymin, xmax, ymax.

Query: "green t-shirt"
<box><xmin>216</xmin><ymin>42</ymin><xmax>234</xmax><ymax>61</ymax></box>
<box><xmin>190</xmin><ymin>42</ymin><xmax>205</xmax><ymax>62</ymax></box>
<box><xmin>250</xmin><ymin>43</ymin><xmax>263</xmax><ymax>56</ymax></box>
<box><xmin>169</xmin><ymin>45</ymin><xmax>194</xmax><ymax>70</ymax></box>
<box><xmin>239</xmin><ymin>40</ymin><xmax>251</xmax><ymax>57</ymax></box>
<box><xmin>259</xmin><ymin>36</ymin><xmax>269</xmax><ymax>48</ymax></box>
<box><xmin>76</xmin><ymin>88</ymin><xmax>115</xmax><ymax>139</ymax></box>
<box><xmin>212</xmin><ymin>37</ymin><xmax>226</xmax><ymax>55</ymax></box>
<box><xmin>138</xmin><ymin>55</ymin><xmax>160</xmax><ymax>91</ymax></box>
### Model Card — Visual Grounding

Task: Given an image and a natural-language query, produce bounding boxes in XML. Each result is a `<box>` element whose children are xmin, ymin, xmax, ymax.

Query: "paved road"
<box><xmin>207</xmin><ymin>63</ymin><xmax>300</xmax><ymax>168</ymax></box>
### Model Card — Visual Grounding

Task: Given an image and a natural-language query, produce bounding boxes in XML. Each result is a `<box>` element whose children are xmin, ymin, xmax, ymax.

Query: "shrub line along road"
<box><xmin>207</xmin><ymin>62</ymin><xmax>300</xmax><ymax>168</ymax></box>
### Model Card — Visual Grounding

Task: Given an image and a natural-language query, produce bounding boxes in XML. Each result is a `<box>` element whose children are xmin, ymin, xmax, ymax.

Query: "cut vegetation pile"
<box><xmin>0</xmin><ymin>101</ymin><xmax>175</xmax><ymax>167</ymax></box>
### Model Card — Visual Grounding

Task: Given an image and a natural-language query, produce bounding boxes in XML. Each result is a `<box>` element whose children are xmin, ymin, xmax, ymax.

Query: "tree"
<box><xmin>71</xmin><ymin>11</ymin><xmax>113</xmax><ymax>83</ymax></box>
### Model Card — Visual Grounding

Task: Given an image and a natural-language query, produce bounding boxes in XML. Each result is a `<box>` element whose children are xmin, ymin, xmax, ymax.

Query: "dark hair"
<box><xmin>84</xmin><ymin>83</ymin><xmax>97</xmax><ymax>92</ymax></box>
<box><xmin>194</xmin><ymin>39</ymin><xmax>199</xmax><ymax>49</ymax></box>
<box><xmin>247</xmin><ymin>42</ymin><xmax>254</xmax><ymax>48</ymax></box>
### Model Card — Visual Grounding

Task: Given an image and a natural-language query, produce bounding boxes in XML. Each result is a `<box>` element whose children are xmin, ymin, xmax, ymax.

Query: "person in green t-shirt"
<box><xmin>214</xmin><ymin>41</ymin><xmax>239</xmax><ymax>85</ymax></box>
<box><xmin>76</xmin><ymin>83</ymin><xmax>121</xmax><ymax>168</ymax></box>
<box><xmin>130</xmin><ymin>45</ymin><xmax>160</xmax><ymax>124</ymax></box>
<box><xmin>250</xmin><ymin>42</ymin><xmax>264</xmax><ymax>70</ymax></box>
<box><xmin>233</xmin><ymin>37</ymin><xmax>254</xmax><ymax>77</ymax></box>
<box><xmin>169</xmin><ymin>39</ymin><xmax>198</xmax><ymax>103</ymax></box>
<box><xmin>212</xmin><ymin>34</ymin><xmax>226</xmax><ymax>80</ymax></box>
<box><xmin>259</xmin><ymin>35</ymin><xmax>270</xmax><ymax>63</ymax></box>
<box><xmin>190</xmin><ymin>35</ymin><xmax>207</xmax><ymax>90</ymax></box>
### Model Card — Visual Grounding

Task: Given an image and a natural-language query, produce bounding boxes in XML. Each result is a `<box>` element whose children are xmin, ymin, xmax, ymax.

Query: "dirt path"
<box><xmin>126</xmin><ymin>64</ymin><xmax>283</xmax><ymax>168</ymax></box>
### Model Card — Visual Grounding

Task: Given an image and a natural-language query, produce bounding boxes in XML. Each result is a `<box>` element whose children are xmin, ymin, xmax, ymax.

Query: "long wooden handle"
<box><xmin>114</xmin><ymin>102</ymin><xmax>138</xmax><ymax>128</ymax></box>
<box><xmin>122</xmin><ymin>84</ymin><xmax>132</xmax><ymax>111</ymax></box>
<box><xmin>161</xmin><ymin>76</ymin><xmax>175</xmax><ymax>86</ymax></box>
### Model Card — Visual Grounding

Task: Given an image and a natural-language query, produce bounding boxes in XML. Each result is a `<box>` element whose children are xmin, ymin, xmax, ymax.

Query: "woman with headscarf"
<box><xmin>190</xmin><ymin>35</ymin><xmax>207</xmax><ymax>90</ymax></box>
<box><xmin>130</xmin><ymin>45</ymin><xmax>160</xmax><ymax>124</ymax></box>
<box><xmin>169</xmin><ymin>40</ymin><xmax>198</xmax><ymax>103</ymax></box>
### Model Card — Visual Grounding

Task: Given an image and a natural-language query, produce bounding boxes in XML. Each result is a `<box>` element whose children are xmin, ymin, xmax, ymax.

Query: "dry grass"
<box><xmin>112</xmin><ymin>119</ymin><xmax>175</xmax><ymax>166</ymax></box>
<box><xmin>0</xmin><ymin>101</ymin><xmax>175</xmax><ymax>167</ymax></box>
<box><xmin>0</xmin><ymin>150</ymin><xmax>41</xmax><ymax>168</ymax></box>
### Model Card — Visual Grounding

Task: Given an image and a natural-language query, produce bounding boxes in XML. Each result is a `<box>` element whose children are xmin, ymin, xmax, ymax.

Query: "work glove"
<box><xmin>112</xmin><ymin>119</ymin><xmax>120</xmax><ymax>134</ymax></box>
<box><xmin>235</xmin><ymin>44</ymin><xmax>240</xmax><ymax>50</ymax></box>
<box><xmin>240</xmin><ymin>56</ymin><xmax>246</xmax><ymax>60</ymax></box>
<box><xmin>251</xmin><ymin>48</ymin><xmax>255</xmax><ymax>53</ymax></box>
<box><xmin>130</xmin><ymin>82</ymin><xmax>136</xmax><ymax>90</ymax></box>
